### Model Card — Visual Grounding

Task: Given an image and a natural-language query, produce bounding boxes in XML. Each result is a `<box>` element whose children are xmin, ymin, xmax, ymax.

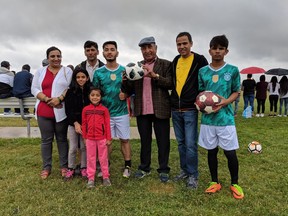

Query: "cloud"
<box><xmin>1</xmin><ymin>0</ymin><xmax>288</xmax><ymax>74</ymax></box>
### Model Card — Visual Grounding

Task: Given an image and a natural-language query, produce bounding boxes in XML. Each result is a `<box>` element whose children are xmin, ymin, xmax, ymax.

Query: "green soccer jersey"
<box><xmin>92</xmin><ymin>65</ymin><xmax>128</xmax><ymax>117</ymax></box>
<box><xmin>198</xmin><ymin>63</ymin><xmax>240</xmax><ymax>126</ymax></box>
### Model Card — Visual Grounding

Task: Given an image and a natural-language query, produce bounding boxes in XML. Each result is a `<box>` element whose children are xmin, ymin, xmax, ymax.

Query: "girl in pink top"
<box><xmin>82</xmin><ymin>87</ymin><xmax>112</xmax><ymax>188</ymax></box>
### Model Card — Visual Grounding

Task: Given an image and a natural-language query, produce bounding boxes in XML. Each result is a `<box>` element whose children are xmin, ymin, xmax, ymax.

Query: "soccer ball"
<box><xmin>195</xmin><ymin>91</ymin><xmax>221</xmax><ymax>114</ymax></box>
<box><xmin>248</xmin><ymin>141</ymin><xmax>262</xmax><ymax>154</ymax></box>
<box><xmin>124</xmin><ymin>62</ymin><xmax>145</xmax><ymax>80</ymax></box>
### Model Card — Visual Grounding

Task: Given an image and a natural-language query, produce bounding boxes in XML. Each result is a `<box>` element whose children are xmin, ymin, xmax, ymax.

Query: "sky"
<box><xmin>1</xmin><ymin>0</ymin><xmax>288</xmax><ymax>81</ymax></box>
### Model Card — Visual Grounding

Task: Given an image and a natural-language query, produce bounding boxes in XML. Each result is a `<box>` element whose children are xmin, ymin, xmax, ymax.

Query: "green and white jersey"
<box><xmin>92</xmin><ymin>64</ymin><xmax>128</xmax><ymax>117</ymax></box>
<box><xmin>198</xmin><ymin>63</ymin><xmax>240</xmax><ymax>126</ymax></box>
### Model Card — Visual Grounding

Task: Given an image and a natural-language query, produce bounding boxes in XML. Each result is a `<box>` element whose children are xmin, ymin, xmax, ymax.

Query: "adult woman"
<box><xmin>267</xmin><ymin>76</ymin><xmax>280</xmax><ymax>117</ymax></box>
<box><xmin>278</xmin><ymin>76</ymin><xmax>288</xmax><ymax>117</ymax></box>
<box><xmin>255</xmin><ymin>75</ymin><xmax>268</xmax><ymax>117</ymax></box>
<box><xmin>31</xmin><ymin>46</ymin><xmax>72</xmax><ymax>179</ymax></box>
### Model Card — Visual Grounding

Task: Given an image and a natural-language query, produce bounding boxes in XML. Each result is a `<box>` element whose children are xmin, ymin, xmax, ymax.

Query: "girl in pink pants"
<box><xmin>82</xmin><ymin>87</ymin><xmax>112</xmax><ymax>188</ymax></box>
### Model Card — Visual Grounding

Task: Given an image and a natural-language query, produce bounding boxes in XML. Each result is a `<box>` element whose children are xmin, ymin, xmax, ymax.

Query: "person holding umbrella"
<box><xmin>241</xmin><ymin>74</ymin><xmax>256</xmax><ymax>114</ymax></box>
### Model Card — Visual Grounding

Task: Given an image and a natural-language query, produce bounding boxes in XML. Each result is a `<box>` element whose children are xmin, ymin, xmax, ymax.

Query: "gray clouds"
<box><xmin>1</xmin><ymin>0</ymin><xmax>288</xmax><ymax>74</ymax></box>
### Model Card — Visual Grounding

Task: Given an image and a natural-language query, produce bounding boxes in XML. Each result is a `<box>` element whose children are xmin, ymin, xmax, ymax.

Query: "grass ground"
<box><xmin>0</xmin><ymin>100</ymin><xmax>288</xmax><ymax>215</ymax></box>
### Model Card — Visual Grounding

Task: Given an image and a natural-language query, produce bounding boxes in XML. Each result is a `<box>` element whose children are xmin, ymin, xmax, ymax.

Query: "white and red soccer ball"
<box><xmin>195</xmin><ymin>91</ymin><xmax>221</xmax><ymax>114</ymax></box>
<box><xmin>124</xmin><ymin>62</ymin><xmax>145</xmax><ymax>81</ymax></box>
<box><xmin>248</xmin><ymin>141</ymin><xmax>262</xmax><ymax>154</ymax></box>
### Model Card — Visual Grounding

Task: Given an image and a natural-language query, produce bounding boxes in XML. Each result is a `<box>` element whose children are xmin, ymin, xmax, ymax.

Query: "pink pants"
<box><xmin>86</xmin><ymin>139</ymin><xmax>109</xmax><ymax>181</ymax></box>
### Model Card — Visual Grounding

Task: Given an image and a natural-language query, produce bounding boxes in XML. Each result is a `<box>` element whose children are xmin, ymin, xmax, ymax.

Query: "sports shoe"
<box><xmin>123</xmin><ymin>166</ymin><xmax>131</xmax><ymax>178</ymax></box>
<box><xmin>174</xmin><ymin>170</ymin><xmax>188</xmax><ymax>182</ymax></box>
<box><xmin>255</xmin><ymin>114</ymin><xmax>260</xmax><ymax>117</ymax></box>
<box><xmin>40</xmin><ymin>169</ymin><xmax>51</xmax><ymax>180</ymax></box>
<box><xmin>278</xmin><ymin>114</ymin><xmax>282</xmax><ymax>117</ymax></box>
<box><xmin>61</xmin><ymin>168</ymin><xmax>68</xmax><ymax>177</ymax></box>
<box><xmin>284</xmin><ymin>115</ymin><xmax>287</xmax><ymax>117</ymax></box>
<box><xmin>186</xmin><ymin>176</ymin><xmax>198</xmax><ymax>189</ymax></box>
<box><xmin>64</xmin><ymin>169</ymin><xmax>74</xmax><ymax>181</ymax></box>
<box><xmin>80</xmin><ymin>168</ymin><xmax>87</xmax><ymax>179</ymax></box>
<box><xmin>103</xmin><ymin>178</ymin><xmax>112</xmax><ymax>186</ymax></box>
<box><xmin>159</xmin><ymin>173</ymin><xmax>169</xmax><ymax>183</ymax></box>
<box><xmin>87</xmin><ymin>180</ymin><xmax>95</xmax><ymax>189</ymax></box>
<box><xmin>230</xmin><ymin>184</ymin><xmax>244</xmax><ymax>199</ymax></box>
<box><xmin>205</xmin><ymin>182</ymin><xmax>222</xmax><ymax>194</ymax></box>
<box><xmin>260</xmin><ymin>113</ymin><xmax>264</xmax><ymax>117</ymax></box>
<box><xmin>134</xmin><ymin>170</ymin><xmax>150</xmax><ymax>179</ymax></box>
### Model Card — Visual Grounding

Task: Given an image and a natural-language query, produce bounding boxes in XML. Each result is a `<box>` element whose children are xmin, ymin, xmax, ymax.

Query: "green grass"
<box><xmin>0</xmin><ymin>99</ymin><xmax>288</xmax><ymax>215</ymax></box>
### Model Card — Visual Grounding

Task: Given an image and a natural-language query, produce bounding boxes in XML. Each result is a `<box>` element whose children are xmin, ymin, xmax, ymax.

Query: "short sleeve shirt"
<box><xmin>92</xmin><ymin>65</ymin><xmax>128</xmax><ymax>117</ymax></box>
<box><xmin>198</xmin><ymin>63</ymin><xmax>240</xmax><ymax>126</ymax></box>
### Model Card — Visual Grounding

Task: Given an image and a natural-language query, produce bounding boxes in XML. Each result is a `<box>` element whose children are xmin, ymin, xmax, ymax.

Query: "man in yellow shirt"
<box><xmin>170</xmin><ymin>32</ymin><xmax>208</xmax><ymax>189</ymax></box>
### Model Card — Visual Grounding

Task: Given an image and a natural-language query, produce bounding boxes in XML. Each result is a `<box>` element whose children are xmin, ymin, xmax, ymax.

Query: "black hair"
<box><xmin>84</xmin><ymin>40</ymin><xmax>98</xmax><ymax>50</ymax></box>
<box><xmin>270</xmin><ymin>76</ymin><xmax>278</xmax><ymax>92</ymax></box>
<box><xmin>210</xmin><ymin>35</ymin><xmax>229</xmax><ymax>48</ymax></box>
<box><xmin>260</xmin><ymin>75</ymin><xmax>266</xmax><ymax>82</ymax></box>
<box><xmin>102</xmin><ymin>41</ymin><xmax>117</xmax><ymax>50</ymax></box>
<box><xmin>22</xmin><ymin>64</ymin><xmax>30</xmax><ymax>72</ymax></box>
<box><xmin>46</xmin><ymin>46</ymin><xmax>61</xmax><ymax>59</ymax></box>
<box><xmin>247</xmin><ymin>74</ymin><xmax>252</xmax><ymax>78</ymax></box>
<box><xmin>279</xmin><ymin>76</ymin><xmax>288</xmax><ymax>96</ymax></box>
<box><xmin>89</xmin><ymin>86</ymin><xmax>102</xmax><ymax>96</ymax></box>
<box><xmin>176</xmin><ymin>32</ymin><xmax>192</xmax><ymax>43</ymax></box>
<box><xmin>69</xmin><ymin>67</ymin><xmax>91</xmax><ymax>94</ymax></box>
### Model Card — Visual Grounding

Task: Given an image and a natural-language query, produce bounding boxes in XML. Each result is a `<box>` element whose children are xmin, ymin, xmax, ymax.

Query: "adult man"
<box><xmin>13</xmin><ymin>64</ymin><xmax>33</xmax><ymax>114</ymax></box>
<box><xmin>241</xmin><ymin>74</ymin><xmax>256</xmax><ymax>113</ymax></box>
<box><xmin>76</xmin><ymin>40</ymin><xmax>104</xmax><ymax>80</ymax></box>
<box><xmin>93</xmin><ymin>41</ymin><xmax>132</xmax><ymax>178</ymax></box>
<box><xmin>170</xmin><ymin>32</ymin><xmax>208</xmax><ymax>189</ymax></box>
<box><xmin>122</xmin><ymin>36</ymin><xmax>172</xmax><ymax>182</ymax></box>
<box><xmin>0</xmin><ymin>61</ymin><xmax>14</xmax><ymax>114</ymax></box>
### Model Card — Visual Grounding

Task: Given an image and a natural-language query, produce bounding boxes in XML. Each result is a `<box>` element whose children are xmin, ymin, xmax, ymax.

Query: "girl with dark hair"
<box><xmin>267</xmin><ymin>76</ymin><xmax>280</xmax><ymax>116</ymax></box>
<box><xmin>64</xmin><ymin>67</ymin><xmax>91</xmax><ymax>180</ymax></box>
<box><xmin>255</xmin><ymin>75</ymin><xmax>268</xmax><ymax>117</ymax></box>
<box><xmin>278</xmin><ymin>76</ymin><xmax>288</xmax><ymax>117</ymax></box>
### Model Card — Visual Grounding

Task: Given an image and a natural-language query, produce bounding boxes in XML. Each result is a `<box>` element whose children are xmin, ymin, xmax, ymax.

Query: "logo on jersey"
<box><xmin>224</xmin><ymin>73</ymin><xmax>231</xmax><ymax>81</ymax></box>
<box><xmin>110</xmin><ymin>74</ymin><xmax>116</xmax><ymax>81</ymax></box>
<box><xmin>212</xmin><ymin>75</ymin><xmax>219</xmax><ymax>83</ymax></box>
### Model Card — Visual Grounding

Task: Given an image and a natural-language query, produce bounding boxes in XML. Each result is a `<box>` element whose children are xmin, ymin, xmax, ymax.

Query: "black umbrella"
<box><xmin>265</xmin><ymin>68</ymin><xmax>288</xmax><ymax>76</ymax></box>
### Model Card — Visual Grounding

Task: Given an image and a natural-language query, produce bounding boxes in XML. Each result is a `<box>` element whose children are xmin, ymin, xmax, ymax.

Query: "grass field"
<box><xmin>0</xmin><ymin>102</ymin><xmax>288</xmax><ymax>215</ymax></box>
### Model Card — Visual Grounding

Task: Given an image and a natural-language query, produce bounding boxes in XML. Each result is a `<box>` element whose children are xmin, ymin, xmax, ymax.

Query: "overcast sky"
<box><xmin>1</xmin><ymin>0</ymin><xmax>288</xmax><ymax>81</ymax></box>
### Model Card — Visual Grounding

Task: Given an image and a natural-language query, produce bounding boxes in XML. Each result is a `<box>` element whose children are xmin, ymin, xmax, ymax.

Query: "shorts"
<box><xmin>110</xmin><ymin>114</ymin><xmax>130</xmax><ymax>140</ymax></box>
<box><xmin>198</xmin><ymin>125</ymin><xmax>239</xmax><ymax>151</ymax></box>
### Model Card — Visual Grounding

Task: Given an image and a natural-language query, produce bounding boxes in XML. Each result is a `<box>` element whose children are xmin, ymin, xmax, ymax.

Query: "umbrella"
<box><xmin>240</xmin><ymin>67</ymin><xmax>265</xmax><ymax>74</ymax></box>
<box><xmin>265</xmin><ymin>68</ymin><xmax>288</xmax><ymax>76</ymax></box>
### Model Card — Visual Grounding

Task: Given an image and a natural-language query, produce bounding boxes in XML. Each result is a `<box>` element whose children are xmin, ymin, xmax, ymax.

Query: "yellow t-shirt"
<box><xmin>176</xmin><ymin>54</ymin><xmax>194</xmax><ymax>96</ymax></box>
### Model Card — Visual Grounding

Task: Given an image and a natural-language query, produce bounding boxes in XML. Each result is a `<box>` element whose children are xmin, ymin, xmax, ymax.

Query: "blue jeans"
<box><xmin>243</xmin><ymin>94</ymin><xmax>255</xmax><ymax>111</ymax></box>
<box><xmin>279</xmin><ymin>97</ymin><xmax>288</xmax><ymax>115</ymax></box>
<box><xmin>172</xmin><ymin>110</ymin><xmax>198</xmax><ymax>178</ymax></box>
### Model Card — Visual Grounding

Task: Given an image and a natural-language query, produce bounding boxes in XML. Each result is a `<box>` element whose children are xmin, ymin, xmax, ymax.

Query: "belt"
<box><xmin>172</xmin><ymin>108</ymin><xmax>194</xmax><ymax>112</ymax></box>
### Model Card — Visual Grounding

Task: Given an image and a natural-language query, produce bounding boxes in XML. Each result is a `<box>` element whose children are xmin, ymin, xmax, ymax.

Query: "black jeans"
<box><xmin>136</xmin><ymin>114</ymin><xmax>170</xmax><ymax>173</ymax></box>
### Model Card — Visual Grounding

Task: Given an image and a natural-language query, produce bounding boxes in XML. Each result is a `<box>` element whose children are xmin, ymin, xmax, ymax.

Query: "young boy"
<box><xmin>198</xmin><ymin>35</ymin><xmax>244</xmax><ymax>199</ymax></box>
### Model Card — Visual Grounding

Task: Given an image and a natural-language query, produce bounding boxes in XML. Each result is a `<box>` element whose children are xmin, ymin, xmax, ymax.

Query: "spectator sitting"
<box><xmin>13</xmin><ymin>64</ymin><xmax>34</xmax><ymax>115</ymax></box>
<box><xmin>0</xmin><ymin>61</ymin><xmax>14</xmax><ymax>114</ymax></box>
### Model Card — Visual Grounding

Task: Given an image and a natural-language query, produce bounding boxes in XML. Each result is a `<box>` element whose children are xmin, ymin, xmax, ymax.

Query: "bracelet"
<box><xmin>57</xmin><ymin>97</ymin><xmax>62</xmax><ymax>103</ymax></box>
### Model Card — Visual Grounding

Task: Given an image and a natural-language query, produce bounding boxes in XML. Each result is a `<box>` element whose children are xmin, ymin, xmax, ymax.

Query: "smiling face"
<box><xmin>89</xmin><ymin>89</ymin><xmax>101</xmax><ymax>105</ymax></box>
<box><xmin>47</xmin><ymin>49</ymin><xmax>62</xmax><ymax>68</ymax></box>
<box><xmin>176</xmin><ymin>35</ymin><xmax>192</xmax><ymax>58</ymax></box>
<box><xmin>140</xmin><ymin>44</ymin><xmax>157</xmax><ymax>63</ymax></box>
<box><xmin>76</xmin><ymin>71</ymin><xmax>89</xmax><ymax>88</ymax></box>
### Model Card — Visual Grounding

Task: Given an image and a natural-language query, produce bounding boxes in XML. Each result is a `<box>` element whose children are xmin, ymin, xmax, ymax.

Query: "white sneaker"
<box><xmin>260</xmin><ymin>113</ymin><xmax>264</xmax><ymax>117</ymax></box>
<box><xmin>256</xmin><ymin>114</ymin><xmax>260</xmax><ymax>117</ymax></box>
<box><xmin>123</xmin><ymin>166</ymin><xmax>131</xmax><ymax>178</ymax></box>
<box><xmin>283</xmin><ymin>115</ymin><xmax>287</xmax><ymax>117</ymax></box>
<box><xmin>278</xmin><ymin>114</ymin><xmax>282</xmax><ymax>117</ymax></box>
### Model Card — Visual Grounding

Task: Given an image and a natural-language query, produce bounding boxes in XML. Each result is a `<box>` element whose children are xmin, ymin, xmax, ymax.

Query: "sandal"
<box><xmin>41</xmin><ymin>170</ymin><xmax>50</xmax><ymax>180</ymax></box>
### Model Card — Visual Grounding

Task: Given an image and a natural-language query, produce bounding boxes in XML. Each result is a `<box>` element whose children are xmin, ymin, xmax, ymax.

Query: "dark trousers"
<box><xmin>256</xmin><ymin>99</ymin><xmax>266</xmax><ymax>114</ymax></box>
<box><xmin>269</xmin><ymin>95</ymin><xmax>279</xmax><ymax>112</ymax></box>
<box><xmin>136</xmin><ymin>114</ymin><xmax>170</xmax><ymax>173</ymax></box>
